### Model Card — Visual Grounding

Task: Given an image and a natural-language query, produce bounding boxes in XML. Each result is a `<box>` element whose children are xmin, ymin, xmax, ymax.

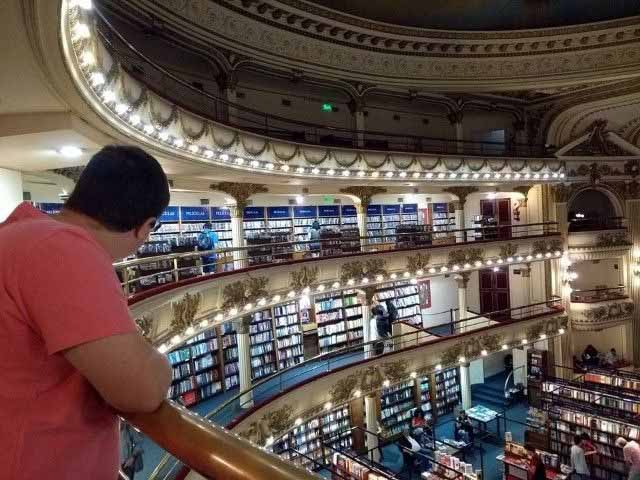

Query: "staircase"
<box><xmin>471</xmin><ymin>372</ymin><xmax>508</xmax><ymax>411</ymax></box>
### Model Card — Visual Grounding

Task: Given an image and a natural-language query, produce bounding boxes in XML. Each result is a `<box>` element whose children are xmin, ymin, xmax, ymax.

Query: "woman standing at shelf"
<box><xmin>616</xmin><ymin>437</ymin><xmax>640</xmax><ymax>480</ymax></box>
<box><xmin>307</xmin><ymin>220</ymin><xmax>321</xmax><ymax>256</ymax></box>
<box><xmin>371</xmin><ymin>304</ymin><xmax>385</xmax><ymax>355</ymax></box>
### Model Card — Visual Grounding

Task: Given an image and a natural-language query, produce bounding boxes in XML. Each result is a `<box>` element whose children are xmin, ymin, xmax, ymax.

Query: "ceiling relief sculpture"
<box><xmin>107</xmin><ymin>0</ymin><xmax>640</xmax><ymax>90</ymax></box>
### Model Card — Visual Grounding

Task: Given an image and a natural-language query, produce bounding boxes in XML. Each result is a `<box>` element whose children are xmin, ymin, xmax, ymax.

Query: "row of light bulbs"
<box><xmin>72</xmin><ymin>11</ymin><xmax>565</xmax><ymax>183</ymax></box>
<box><xmin>157</xmin><ymin>249</ymin><xmax>564</xmax><ymax>354</ymax></box>
<box><xmin>264</xmin><ymin>325</ymin><xmax>565</xmax><ymax>447</ymax></box>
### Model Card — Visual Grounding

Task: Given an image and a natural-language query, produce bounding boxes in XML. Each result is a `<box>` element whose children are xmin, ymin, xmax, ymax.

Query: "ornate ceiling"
<box><xmin>99</xmin><ymin>0</ymin><xmax>640</xmax><ymax>91</ymax></box>
<box><xmin>301</xmin><ymin>0</ymin><xmax>640</xmax><ymax>31</ymax></box>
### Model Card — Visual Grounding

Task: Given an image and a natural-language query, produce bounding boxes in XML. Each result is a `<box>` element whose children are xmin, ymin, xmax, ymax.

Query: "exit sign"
<box><xmin>321</xmin><ymin>103</ymin><xmax>333</xmax><ymax>112</ymax></box>
<box><xmin>323</xmin><ymin>195</ymin><xmax>334</xmax><ymax>204</ymax></box>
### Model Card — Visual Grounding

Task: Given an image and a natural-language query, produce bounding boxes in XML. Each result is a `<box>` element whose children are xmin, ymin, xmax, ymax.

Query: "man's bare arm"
<box><xmin>64</xmin><ymin>332</ymin><xmax>171</xmax><ymax>413</ymax></box>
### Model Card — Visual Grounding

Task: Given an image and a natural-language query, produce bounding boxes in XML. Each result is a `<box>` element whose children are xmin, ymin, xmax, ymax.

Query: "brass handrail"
<box><xmin>123</xmin><ymin>401</ymin><xmax>320</xmax><ymax>480</ymax></box>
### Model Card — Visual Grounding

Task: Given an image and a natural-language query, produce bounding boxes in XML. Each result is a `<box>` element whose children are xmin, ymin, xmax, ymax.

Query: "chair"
<box><xmin>380</xmin><ymin>443</ymin><xmax>404</xmax><ymax>474</ymax></box>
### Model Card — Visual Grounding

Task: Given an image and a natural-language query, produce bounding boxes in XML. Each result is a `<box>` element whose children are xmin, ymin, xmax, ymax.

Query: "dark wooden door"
<box><xmin>479</xmin><ymin>268</ymin><xmax>511</xmax><ymax>321</ymax></box>
<box><xmin>497</xmin><ymin>198</ymin><xmax>512</xmax><ymax>239</ymax></box>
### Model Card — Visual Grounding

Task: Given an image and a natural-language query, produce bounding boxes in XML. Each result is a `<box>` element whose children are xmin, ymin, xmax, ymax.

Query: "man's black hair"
<box><xmin>65</xmin><ymin>145</ymin><xmax>169</xmax><ymax>232</ymax></box>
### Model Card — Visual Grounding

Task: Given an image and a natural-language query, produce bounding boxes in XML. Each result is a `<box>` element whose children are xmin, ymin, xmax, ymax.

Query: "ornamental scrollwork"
<box><xmin>340</xmin><ymin>186</ymin><xmax>387</xmax><ymax>208</ymax></box>
<box><xmin>289</xmin><ymin>266</ymin><xmax>319</xmax><ymax>290</ymax></box>
<box><xmin>595</xmin><ymin>232</ymin><xmax>631</xmax><ymax>247</ymax></box>
<box><xmin>442</xmin><ymin>186</ymin><xmax>478</xmax><ymax>206</ymax></box>
<box><xmin>499</xmin><ymin>243</ymin><xmax>519</xmax><ymax>258</ymax></box>
<box><xmin>221</xmin><ymin>276</ymin><xmax>269</xmax><ymax>309</ymax></box>
<box><xmin>447</xmin><ymin>248</ymin><xmax>484</xmax><ymax>267</ymax></box>
<box><xmin>210</xmin><ymin>182</ymin><xmax>268</xmax><ymax>211</ymax></box>
<box><xmin>170</xmin><ymin>292</ymin><xmax>202</xmax><ymax>332</ymax></box>
<box><xmin>135</xmin><ymin>314</ymin><xmax>154</xmax><ymax>341</ymax></box>
<box><xmin>405</xmin><ymin>252</ymin><xmax>431</xmax><ymax>273</ymax></box>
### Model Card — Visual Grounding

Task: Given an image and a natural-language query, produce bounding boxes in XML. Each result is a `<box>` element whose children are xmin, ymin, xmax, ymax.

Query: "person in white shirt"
<box><xmin>571</xmin><ymin>434</ymin><xmax>591</xmax><ymax>479</ymax></box>
<box><xmin>616</xmin><ymin>437</ymin><xmax>640</xmax><ymax>480</ymax></box>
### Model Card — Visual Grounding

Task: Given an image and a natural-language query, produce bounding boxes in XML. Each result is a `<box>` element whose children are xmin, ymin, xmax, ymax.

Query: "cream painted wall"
<box><xmin>464</xmin><ymin>191</ymin><xmax>526</xmax><ymax>230</ymax></box>
<box><xmin>23</xmin><ymin>181</ymin><xmax>65</xmax><ymax>203</ymax></box>
<box><xmin>0</xmin><ymin>168</ymin><xmax>23</xmax><ymax>221</ymax></box>
<box><xmin>573</xmin><ymin>258</ymin><xmax>624</xmax><ymax>290</ymax></box>
<box><xmin>421</xmin><ymin>275</ymin><xmax>459</xmax><ymax>328</ymax></box>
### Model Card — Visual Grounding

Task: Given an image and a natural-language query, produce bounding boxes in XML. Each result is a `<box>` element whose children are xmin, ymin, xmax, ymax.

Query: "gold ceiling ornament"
<box><xmin>381</xmin><ymin>359</ymin><xmax>410</xmax><ymax>384</ymax></box>
<box><xmin>51</xmin><ymin>166</ymin><xmax>84</xmax><ymax>183</ymax></box>
<box><xmin>210</xmin><ymin>182</ymin><xmax>268</xmax><ymax>211</ymax></box>
<box><xmin>340</xmin><ymin>186</ymin><xmax>387</xmax><ymax>208</ymax></box>
<box><xmin>442</xmin><ymin>186</ymin><xmax>478</xmax><ymax>206</ymax></box>
<box><xmin>289</xmin><ymin>265</ymin><xmax>319</xmax><ymax>291</ymax></box>
<box><xmin>329</xmin><ymin>374</ymin><xmax>360</xmax><ymax>405</ymax></box>
<box><xmin>550</xmin><ymin>183</ymin><xmax>584</xmax><ymax>203</ymax></box>
<box><xmin>170</xmin><ymin>292</ymin><xmax>202</xmax><ymax>332</ymax></box>
<box><xmin>596</xmin><ymin>232</ymin><xmax>631</xmax><ymax>247</ymax></box>
<box><xmin>405</xmin><ymin>252</ymin><xmax>431</xmax><ymax>273</ymax></box>
<box><xmin>532</xmin><ymin>238</ymin><xmax>563</xmax><ymax>255</ymax></box>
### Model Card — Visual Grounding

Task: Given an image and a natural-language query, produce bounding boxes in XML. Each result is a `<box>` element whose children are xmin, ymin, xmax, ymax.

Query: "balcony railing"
<box><xmin>568</xmin><ymin>216</ymin><xmax>627</xmax><ymax>232</ymax></box>
<box><xmin>570</xmin><ymin>286</ymin><xmax>627</xmax><ymax>303</ymax></box>
<box><xmin>145</xmin><ymin>298</ymin><xmax>563</xmax><ymax>479</ymax></box>
<box><xmin>95</xmin><ymin>9</ymin><xmax>551</xmax><ymax>158</ymax></box>
<box><xmin>116</xmin><ymin>222</ymin><xmax>559</xmax><ymax>297</ymax></box>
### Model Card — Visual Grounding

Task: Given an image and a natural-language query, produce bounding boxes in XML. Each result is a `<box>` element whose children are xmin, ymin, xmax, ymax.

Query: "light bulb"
<box><xmin>383</xmin><ymin>380</ymin><xmax>390</xmax><ymax>388</ymax></box>
<box><xmin>101</xmin><ymin>89</ymin><xmax>115</xmax><ymax>102</ymax></box>
<box><xmin>324</xmin><ymin>402</ymin><xmax>332</xmax><ymax>410</ymax></box>
<box><xmin>72</xmin><ymin>0</ymin><xmax>93</xmax><ymax>9</ymax></box>
<box><xmin>342</xmin><ymin>170</ymin><xmax>350</xmax><ymax>176</ymax></box>
<box><xmin>90</xmin><ymin>66</ymin><xmax>111</xmax><ymax>85</ymax></box>
<box><xmin>426</xmin><ymin>173</ymin><xmax>434</xmax><ymax>179</ymax></box>
<box><xmin>435</xmin><ymin>364</ymin><xmax>442</xmax><ymax>371</ymax></box>
<box><xmin>459</xmin><ymin>356</ymin><xmax>466</xmax><ymax>363</ymax></box>
<box><xmin>73</xmin><ymin>23</ymin><xmax>91</xmax><ymax>40</ymax></box>
<box><xmin>58</xmin><ymin>146</ymin><xmax>83</xmax><ymax>158</ymax></box>
<box><xmin>481</xmin><ymin>350</ymin><xmax>488</xmax><ymax>356</ymax></box>
<box><xmin>399</xmin><ymin>171</ymin><xmax>407</xmax><ymax>178</ymax></box>
<box><xmin>372</xmin><ymin>171</ymin><xmax>380</xmax><ymax>178</ymax></box>
<box><xmin>312</xmin><ymin>168</ymin><xmax>320</xmax><ymax>174</ymax></box>
<box><xmin>158</xmin><ymin>131</ymin><xmax>169</xmax><ymax>141</ymax></box>
<box><xmin>185</xmin><ymin>327</ymin><xmax>194</xmax><ymax>335</ymax></box>
<box><xmin>129</xmin><ymin>114</ymin><xmax>141</xmax><ymax>126</ymax></box>
<box><xmin>386</xmin><ymin>171</ymin><xmax>394</xmax><ymax>178</ymax></box>
<box><xmin>236</xmin><ymin>157</ymin><xmax>245</xmax><ymax>165</ymax></box>
<box><xmin>80</xmin><ymin>51</ymin><xmax>95</xmax><ymax>65</ymax></box>
<box><xmin>204</xmin><ymin>149</ymin><xmax>214</xmax><ymax>158</ymax></box>
<box><xmin>143</xmin><ymin>124</ymin><xmax>155</xmax><ymax>135</ymax></box>
<box><xmin>220</xmin><ymin>153</ymin><xmax>229</xmax><ymax>161</ymax></box>
<box><xmin>251</xmin><ymin>160</ymin><xmax>260</xmax><ymax>168</ymax></box>
<box><xmin>115</xmin><ymin>103</ymin><xmax>128</xmax><ymax>115</ymax></box>
<box><xmin>357</xmin><ymin>170</ymin><xmax>366</xmax><ymax>177</ymax></box>
<box><xmin>501</xmin><ymin>344</ymin><xmax>508</xmax><ymax>350</ymax></box>
<box><xmin>173</xmin><ymin>138</ymin><xmax>184</xmax><ymax>148</ymax></box>
<box><xmin>281</xmin><ymin>164</ymin><xmax>290</xmax><ymax>172</ymax></box>
<box><xmin>327</xmin><ymin>169</ymin><xmax>335</xmax><ymax>175</ymax></box>
<box><xmin>199</xmin><ymin>319</ymin><xmax>208</xmax><ymax>327</ymax></box>
<box><xmin>413</xmin><ymin>172</ymin><xmax>421</xmax><ymax>178</ymax></box>
<box><xmin>353</xmin><ymin>389</ymin><xmax>361</xmax><ymax>398</ymax></box>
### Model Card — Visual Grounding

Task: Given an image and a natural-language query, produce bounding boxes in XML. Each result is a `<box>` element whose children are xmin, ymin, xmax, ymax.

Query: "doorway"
<box><xmin>480</xmin><ymin>198</ymin><xmax>512</xmax><ymax>239</ymax></box>
<box><xmin>479</xmin><ymin>268</ymin><xmax>511</xmax><ymax>320</ymax></box>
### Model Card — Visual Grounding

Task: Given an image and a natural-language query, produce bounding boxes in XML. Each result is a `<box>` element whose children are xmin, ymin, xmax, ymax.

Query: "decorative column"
<box><xmin>443</xmin><ymin>187</ymin><xmax>478</xmax><ymax>242</ymax></box>
<box><xmin>340</xmin><ymin>186</ymin><xmax>387</xmax><ymax>251</ymax></box>
<box><xmin>454</xmin><ymin>272</ymin><xmax>470</xmax><ymax>332</ymax></box>
<box><xmin>210</xmin><ymin>182</ymin><xmax>268</xmax><ymax>271</ymax></box>
<box><xmin>349</xmin><ymin>98</ymin><xmax>366</xmax><ymax>148</ymax></box>
<box><xmin>550</xmin><ymin>185</ymin><xmax>573</xmax><ymax>376</ymax></box>
<box><xmin>358</xmin><ymin>291</ymin><xmax>374</xmax><ymax>359</ymax></box>
<box><xmin>624</xmin><ymin>184</ymin><xmax>640</xmax><ymax>365</ymax></box>
<box><xmin>364</xmin><ymin>395</ymin><xmax>380</xmax><ymax>462</ymax></box>
<box><xmin>459</xmin><ymin>362</ymin><xmax>472</xmax><ymax>410</ymax></box>
<box><xmin>235</xmin><ymin>316</ymin><xmax>254</xmax><ymax>408</ymax></box>
<box><xmin>447</xmin><ymin>107</ymin><xmax>464</xmax><ymax>154</ymax></box>
<box><xmin>0</xmin><ymin>168</ymin><xmax>23</xmax><ymax>221</ymax></box>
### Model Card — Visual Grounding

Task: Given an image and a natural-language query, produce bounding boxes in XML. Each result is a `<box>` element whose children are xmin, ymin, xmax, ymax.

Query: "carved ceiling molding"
<box><xmin>339</xmin><ymin>186</ymin><xmax>387</xmax><ymax>208</ymax></box>
<box><xmin>567</xmin><ymin>244</ymin><xmax>632</xmax><ymax>261</ymax></box>
<box><xmin>50</xmin><ymin>167</ymin><xmax>84</xmax><ymax>183</ymax></box>
<box><xmin>210</xmin><ymin>182</ymin><xmax>269</xmax><ymax>211</ymax></box>
<box><xmin>571</xmin><ymin>299</ymin><xmax>634</xmax><ymax>332</ymax></box>
<box><xmin>119</xmin><ymin>0</ymin><xmax>640</xmax><ymax>88</ymax></box>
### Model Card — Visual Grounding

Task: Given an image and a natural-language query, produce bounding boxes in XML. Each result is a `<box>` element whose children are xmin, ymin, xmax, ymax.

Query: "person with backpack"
<box><xmin>198</xmin><ymin>222</ymin><xmax>218</xmax><ymax>273</ymax></box>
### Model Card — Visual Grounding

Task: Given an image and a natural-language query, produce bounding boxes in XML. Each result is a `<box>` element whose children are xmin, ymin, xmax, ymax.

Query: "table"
<box><xmin>497</xmin><ymin>454</ymin><xmax>568</xmax><ymax>480</ymax></box>
<box><xmin>466</xmin><ymin>405</ymin><xmax>503</xmax><ymax>441</ymax></box>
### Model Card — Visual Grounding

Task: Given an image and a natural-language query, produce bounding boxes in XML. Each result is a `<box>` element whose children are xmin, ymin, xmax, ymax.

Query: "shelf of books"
<box><xmin>419</xmin><ymin>375</ymin><xmax>434</xmax><ymax>422</ymax></box>
<box><xmin>382</xmin><ymin>204</ymin><xmax>401</xmax><ymax>243</ymax></box>
<box><xmin>249</xmin><ymin>309</ymin><xmax>277</xmax><ymax>381</ymax></box>
<box><xmin>210</xmin><ymin>206</ymin><xmax>233</xmax><ymax>249</ymax></box>
<box><xmin>583</xmin><ymin>369</ymin><xmax>640</xmax><ymax>395</ymax></box>
<box><xmin>221</xmin><ymin>322</ymin><xmax>240</xmax><ymax>390</ymax></box>
<box><xmin>167</xmin><ymin>330</ymin><xmax>223</xmax><ymax>406</ymax></box>
<box><xmin>292</xmin><ymin>206</ymin><xmax>318</xmax><ymax>251</ymax></box>
<box><xmin>273</xmin><ymin>405</ymin><xmax>353</xmax><ymax>470</ymax></box>
<box><xmin>366</xmin><ymin>204</ymin><xmax>383</xmax><ymax>244</ymax></box>
<box><xmin>375</xmin><ymin>281</ymin><xmax>422</xmax><ymax>326</ymax></box>
<box><xmin>315</xmin><ymin>290</ymin><xmax>363</xmax><ymax>354</ymax></box>
<box><xmin>340</xmin><ymin>205</ymin><xmax>358</xmax><ymax>228</ymax></box>
<box><xmin>332</xmin><ymin>453</ymin><xmax>388</xmax><ymax>480</ymax></box>
<box><xmin>429</xmin><ymin>202</ymin><xmax>455</xmax><ymax>241</ymax></box>
<box><xmin>434</xmin><ymin>367</ymin><xmax>461</xmax><ymax>416</ymax></box>
<box><xmin>380</xmin><ymin>380</ymin><xmax>417</xmax><ymax>436</ymax></box>
<box><xmin>527</xmin><ymin>349</ymin><xmax>549</xmax><ymax>381</ymax></box>
<box><xmin>548</xmin><ymin>404</ymin><xmax>639</xmax><ymax>480</ymax></box>
<box><xmin>274</xmin><ymin>301</ymin><xmax>305</xmax><ymax>369</ymax></box>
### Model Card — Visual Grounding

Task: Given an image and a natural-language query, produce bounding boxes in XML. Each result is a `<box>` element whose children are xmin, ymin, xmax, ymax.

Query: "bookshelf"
<box><xmin>332</xmin><ymin>453</ymin><xmax>388</xmax><ymax>480</ymax></box>
<box><xmin>527</xmin><ymin>349</ymin><xmax>549</xmax><ymax>381</ymax></box>
<box><xmin>274</xmin><ymin>301</ymin><xmax>305</xmax><ymax>369</ymax></box>
<box><xmin>210</xmin><ymin>206</ymin><xmax>233</xmax><ymax>249</ymax></box>
<box><xmin>380</xmin><ymin>380</ymin><xmax>416</xmax><ymax>436</ymax></box>
<box><xmin>318</xmin><ymin>205</ymin><xmax>341</xmax><ymax>229</ymax></box>
<box><xmin>375</xmin><ymin>281</ymin><xmax>422</xmax><ymax>326</ymax></box>
<box><xmin>273</xmin><ymin>405</ymin><xmax>353</xmax><ymax>470</ymax></box>
<box><xmin>340</xmin><ymin>205</ymin><xmax>358</xmax><ymax>229</ymax></box>
<box><xmin>243</xmin><ymin>207</ymin><xmax>267</xmax><ymax>239</ymax></box>
<box><xmin>315</xmin><ymin>290</ymin><xmax>363</xmax><ymax>354</ymax></box>
<box><xmin>167</xmin><ymin>329</ymin><xmax>223</xmax><ymax>406</ymax></box>
<box><xmin>419</xmin><ymin>375</ymin><xmax>434</xmax><ymax>422</ymax></box>
<box><xmin>429</xmin><ymin>202</ymin><xmax>455</xmax><ymax>240</ymax></box>
<box><xmin>249</xmin><ymin>309</ymin><xmax>277</xmax><ymax>380</ymax></box>
<box><xmin>221</xmin><ymin>322</ymin><xmax>240</xmax><ymax>390</ymax></box>
<box><xmin>382</xmin><ymin>204</ymin><xmax>401</xmax><ymax>243</ymax></box>
<box><xmin>366</xmin><ymin>204</ymin><xmax>383</xmax><ymax>244</ymax></box>
<box><xmin>435</xmin><ymin>367</ymin><xmax>461</xmax><ymax>416</ymax></box>
<box><xmin>584</xmin><ymin>370</ymin><xmax>640</xmax><ymax>395</ymax></box>
<box><xmin>548</xmin><ymin>405</ymin><xmax>640</xmax><ymax>480</ymax></box>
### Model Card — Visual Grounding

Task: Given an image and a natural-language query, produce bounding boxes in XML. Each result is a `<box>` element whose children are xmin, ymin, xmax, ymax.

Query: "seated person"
<box><xmin>582</xmin><ymin>344</ymin><xmax>599</xmax><ymax>367</ymax></box>
<box><xmin>455</xmin><ymin>410</ymin><xmax>474</xmax><ymax>443</ymax></box>
<box><xmin>411</xmin><ymin>409</ymin><xmax>433</xmax><ymax>446</ymax></box>
<box><xmin>398</xmin><ymin>428</ymin><xmax>424</xmax><ymax>474</ymax></box>
<box><xmin>605</xmin><ymin>348</ymin><xmax>619</xmax><ymax>367</ymax></box>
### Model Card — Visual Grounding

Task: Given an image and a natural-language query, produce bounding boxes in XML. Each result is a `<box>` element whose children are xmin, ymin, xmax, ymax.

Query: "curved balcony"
<box><xmin>142</xmin><ymin>298</ymin><xmax>565</xmax><ymax>479</ymax></box>
<box><xmin>570</xmin><ymin>286</ymin><xmax>634</xmax><ymax>332</ymax></box>
<box><xmin>567</xmin><ymin>217</ymin><xmax>631</xmax><ymax>260</ymax></box>
<box><xmin>59</xmin><ymin>4</ymin><xmax>568</xmax><ymax>185</ymax></box>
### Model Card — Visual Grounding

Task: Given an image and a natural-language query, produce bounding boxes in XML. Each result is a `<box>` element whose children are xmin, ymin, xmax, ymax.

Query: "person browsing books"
<box><xmin>616</xmin><ymin>437</ymin><xmax>640</xmax><ymax>480</ymax></box>
<box><xmin>0</xmin><ymin>146</ymin><xmax>172</xmax><ymax>480</ymax></box>
<box><xmin>571</xmin><ymin>435</ymin><xmax>591</xmax><ymax>479</ymax></box>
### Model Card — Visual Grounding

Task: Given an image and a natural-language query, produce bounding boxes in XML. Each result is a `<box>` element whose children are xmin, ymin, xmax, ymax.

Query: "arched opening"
<box><xmin>568</xmin><ymin>188</ymin><xmax>622</xmax><ymax>231</ymax></box>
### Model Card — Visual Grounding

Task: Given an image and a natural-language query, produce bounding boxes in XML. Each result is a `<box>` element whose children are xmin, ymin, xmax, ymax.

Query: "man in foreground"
<box><xmin>0</xmin><ymin>145</ymin><xmax>172</xmax><ymax>479</ymax></box>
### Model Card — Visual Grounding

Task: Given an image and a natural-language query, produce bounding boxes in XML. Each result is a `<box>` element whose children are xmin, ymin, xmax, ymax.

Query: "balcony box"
<box><xmin>571</xmin><ymin>298</ymin><xmax>634</xmax><ymax>331</ymax></box>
